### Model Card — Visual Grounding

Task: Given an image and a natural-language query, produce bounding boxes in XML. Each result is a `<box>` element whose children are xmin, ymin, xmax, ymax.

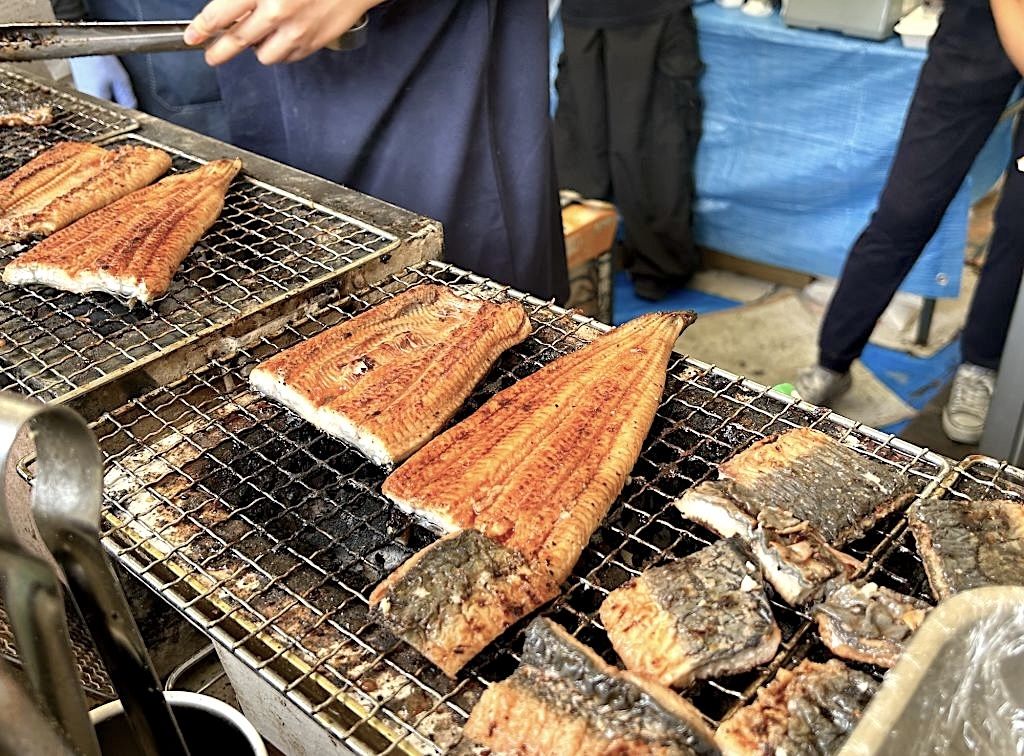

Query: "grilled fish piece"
<box><xmin>677</xmin><ymin>428</ymin><xmax>913</xmax><ymax>547</ymax></box>
<box><xmin>373</xmin><ymin>311</ymin><xmax>694</xmax><ymax>675</ymax></box>
<box><xmin>716</xmin><ymin>659</ymin><xmax>877</xmax><ymax>756</ymax></box>
<box><xmin>0</xmin><ymin>103</ymin><xmax>52</xmax><ymax>127</ymax></box>
<box><xmin>0</xmin><ymin>141</ymin><xmax>170</xmax><ymax>243</ymax></box>
<box><xmin>750</xmin><ymin>507</ymin><xmax>861</xmax><ymax>606</ymax></box>
<box><xmin>908</xmin><ymin>498</ymin><xmax>1024</xmax><ymax>600</ymax></box>
<box><xmin>4</xmin><ymin>158</ymin><xmax>240</xmax><ymax>304</ymax></box>
<box><xmin>600</xmin><ymin>537</ymin><xmax>780</xmax><ymax>688</ymax></box>
<box><xmin>812</xmin><ymin>581</ymin><xmax>929</xmax><ymax>668</ymax></box>
<box><xmin>249</xmin><ymin>285</ymin><xmax>531</xmax><ymax>467</ymax></box>
<box><xmin>464</xmin><ymin>618</ymin><xmax>720</xmax><ymax>756</ymax></box>
<box><xmin>369</xmin><ymin>530</ymin><xmax>557</xmax><ymax>677</ymax></box>
<box><xmin>677</xmin><ymin>486</ymin><xmax>859</xmax><ymax>605</ymax></box>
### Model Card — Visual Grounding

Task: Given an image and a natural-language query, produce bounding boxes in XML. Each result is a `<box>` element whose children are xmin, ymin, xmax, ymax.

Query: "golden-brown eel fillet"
<box><xmin>0</xmin><ymin>141</ymin><xmax>171</xmax><ymax>243</ymax></box>
<box><xmin>3</xmin><ymin>158</ymin><xmax>240</xmax><ymax>304</ymax></box>
<box><xmin>371</xmin><ymin>311</ymin><xmax>695</xmax><ymax>676</ymax></box>
<box><xmin>464</xmin><ymin>618</ymin><xmax>720</xmax><ymax>756</ymax></box>
<box><xmin>249</xmin><ymin>284</ymin><xmax>531</xmax><ymax>467</ymax></box>
<box><xmin>0</xmin><ymin>104</ymin><xmax>52</xmax><ymax>128</ymax></box>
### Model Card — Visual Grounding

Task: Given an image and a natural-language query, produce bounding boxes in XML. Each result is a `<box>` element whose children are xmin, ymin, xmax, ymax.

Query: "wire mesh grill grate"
<box><xmin>84</xmin><ymin>263</ymin><xmax>950</xmax><ymax>754</ymax></box>
<box><xmin>0</xmin><ymin>133</ymin><xmax>396</xmax><ymax>404</ymax></box>
<box><xmin>0</xmin><ymin>66</ymin><xmax>137</xmax><ymax>177</ymax></box>
<box><xmin>0</xmin><ymin>598</ymin><xmax>115</xmax><ymax>701</ymax></box>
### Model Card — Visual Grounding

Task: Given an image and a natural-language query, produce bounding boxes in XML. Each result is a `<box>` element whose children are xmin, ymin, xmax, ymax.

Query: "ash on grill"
<box><xmin>0</xmin><ymin>134</ymin><xmax>395</xmax><ymax>404</ymax></box>
<box><xmin>86</xmin><ymin>263</ymin><xmax>949</xmax><ymax>754</ymax></box>
<box><xmin>0</xmin><ymin>66</ymin><xmax>137</xmax><ymax>176</ymax></box>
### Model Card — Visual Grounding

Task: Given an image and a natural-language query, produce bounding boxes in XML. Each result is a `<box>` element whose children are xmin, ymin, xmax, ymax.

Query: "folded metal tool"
<box><xmin>0</xmin><ymin>17</ymin><xmax>367</xmax><ymax>61</ymax></box>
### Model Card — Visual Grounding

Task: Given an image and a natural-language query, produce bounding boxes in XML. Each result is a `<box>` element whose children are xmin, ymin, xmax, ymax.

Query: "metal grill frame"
<box><xmin>0</xmin><ymin>131</ymin><xmax>398</xmax><ymax>415</ymax></box>
<box><xmin>49</xmin><ymin>262</ymin><xmax>953</xmax><ymax>754</ymax></box>
<box><xmin>857</xmin><ymin>454</ymin><xmax>1024</xmax><ymax>611</ymax></box>
<box><xmin>0</xmin><ymin>65</ymin><xmax>137</xmax><ymax>175</ymax></box>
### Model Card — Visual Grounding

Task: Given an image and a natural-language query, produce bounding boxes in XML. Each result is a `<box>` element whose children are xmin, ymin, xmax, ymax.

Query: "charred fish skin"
<box><xmin>600</xmin><ymin>537</ymin><xmax>780</xmax><ymax>688</ymax></box>
<box><xmin>716</xmin><ymin>659</ymin><xmax>878</xmax><ymax>756</ymax></box>
<box><xmin>812</xmin><ymin>581</ymin><xmax>930</xmax><ymax>668</ymax></box>
<box><xmin>908</xmin><ymin>498</ymin><xmax>1024</xmax><ymax>600</ymax></box>
<box><xmin>464</xmin><ymin>618</ymin><xmax>721</xmax><ymax>756</ymax></box>
<box><xmin>715</xmin><ymin>428</ymin><xmax>914</xmax><ymax>546</ymax></box>
<box><xmin>368</xmin><ymin>529</ymin><xmax>556</xmax><ymax>678</ymax></box>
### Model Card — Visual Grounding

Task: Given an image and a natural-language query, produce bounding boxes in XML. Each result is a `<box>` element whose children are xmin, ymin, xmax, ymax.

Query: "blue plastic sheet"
<box><xmin>550</xmin><ymin>4</ymin><xmax>1015</xmax><ymax>299</ymax></box>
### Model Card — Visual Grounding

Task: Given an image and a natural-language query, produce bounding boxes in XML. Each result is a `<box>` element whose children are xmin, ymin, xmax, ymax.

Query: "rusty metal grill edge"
<box><xmin>33</xmin><ymin>262</ymin><xmax>953</xmax><ymax>754</ymax></box>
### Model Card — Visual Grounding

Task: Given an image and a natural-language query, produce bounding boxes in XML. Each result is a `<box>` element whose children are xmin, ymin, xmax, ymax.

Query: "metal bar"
<box><xmin>48</xmin><ymin>262</ymin><xmax>952</xmax><ymax>754</ymax></box>
<box><xmin>981</xmin><ymin>278</ymin><xmax>1024</xmax><ymax>465</ymax></box>
<box><xmin>915</xmin><ymin>297</ymin><xmax>936</xmax><ymax>347</ymax></box>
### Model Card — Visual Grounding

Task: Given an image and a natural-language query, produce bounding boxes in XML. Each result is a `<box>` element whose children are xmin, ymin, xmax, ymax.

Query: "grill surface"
<box><xmin>0</xmin><ymin>133</ymin><xmax>397</xmax><ymax>405</ymax></box>
<box><xmin>0</xmin><ymin>66</ymin><xmax>137</xmax><ymax>177</ymax></box>
<box><xmin>0</xmin><ymin>598</ymin><xmax>115</xmax><ymax>702</ymax></box>
<box><xmin>85</xmin><ymin>263</ymin><xmax>950</xmax><ymax>754</ymax></box>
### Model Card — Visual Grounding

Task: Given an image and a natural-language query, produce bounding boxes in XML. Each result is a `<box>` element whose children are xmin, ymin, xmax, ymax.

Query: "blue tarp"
<box><xmin>550</xmin><ymin>4</ymin><xmax>1014</xmax><ymax>299</ymax></box>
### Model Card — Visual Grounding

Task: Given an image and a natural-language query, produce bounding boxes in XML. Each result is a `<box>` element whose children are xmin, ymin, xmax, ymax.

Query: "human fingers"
<box><xmin>203</xmin><ymin>9</ymin><xmax>277</xmax><ymax>65</ymax></box>
<box><xmin>184</xmin><ymin>0</ymin><xmax>257</xmax><ymax>45</ymax></box>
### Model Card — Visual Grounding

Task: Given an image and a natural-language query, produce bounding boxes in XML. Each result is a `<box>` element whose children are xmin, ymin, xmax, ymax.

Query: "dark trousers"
<box><xmin>820</xmin><ymin>0</ymin><xmax>1023</xmax><ymax>373</ymax></box>
<box><xmin>553</xmin><ymin>9</ymin><xmax>704</xmax><ymax>285</ymax></box>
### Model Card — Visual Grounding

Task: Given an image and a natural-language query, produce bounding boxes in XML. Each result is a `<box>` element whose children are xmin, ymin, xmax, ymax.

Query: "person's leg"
<box><xmin>941</xmin><ymin>111</ymin><xmax>1024</xmax><ymax>443</ymax></box>
<box><xmin>553</xmin><ymin>24</ymin><xmax>612</xmax><ymax>201</ymax></box>
<box><xmin>961</xmin><ymin>119</ymin><xmax>1024</xmax><ymax>370</ymax></box>
<box><xmin>817</xmin><ymin>1</ymin><xmax>1020</xmax><ymax>376</ymax></box>
<box><xmin>605</xmin><ymin>10</ymin><xmax>704</xmax><ymax>299</ymax></box>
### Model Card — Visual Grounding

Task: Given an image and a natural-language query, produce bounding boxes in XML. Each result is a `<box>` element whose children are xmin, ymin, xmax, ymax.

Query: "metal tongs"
<box><xmin>0</xmin><ymin>17</ymin><xmax>367</xmax><ymax>61</ymax></box>
<box><xmin>0</xmin><ymin>392</ymin><xmax>190</xmax><ymax>756</ymax></box>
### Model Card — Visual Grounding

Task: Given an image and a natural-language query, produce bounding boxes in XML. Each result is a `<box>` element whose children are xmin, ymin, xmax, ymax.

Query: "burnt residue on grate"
<box><xmin>92</xmin><ymin>263</ymin><xmax>949</xmax><ymax>754</ymax></box>
<box><xmin>0</xmin><ymin>66</ymin><xmax>137</xmax><ymax>176</ymax></box>
<box><xmin>0</xmin><ymin>133</ymin><xmax>395</xmax><ymax>403</ymax></box>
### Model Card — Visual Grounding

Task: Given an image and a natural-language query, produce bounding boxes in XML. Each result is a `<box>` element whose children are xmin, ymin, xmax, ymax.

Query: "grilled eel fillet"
<box><xmin>675</xmin><ymin>429</ymin><xmax>912</xmax><ymax>604</ymax></box>
<box><xmin>716</xmin><ymin>659</ymin><xmax>877</xmax><ymax>756</ymax></box>
<box><xmin>371</xmin><ymin>311</ymin><xmax>695</xmax><ymax>676</ymax></box>
<box><xmin>812</xmin><ymin>581</ymin><xmax>929</xmax><ymax>668</ymax></box>
<box><xmin>0</xmin><ymin>141</ymin><xmax>171</xmax><ymax>243</ymax></box>
<box><xmin>249</xmin><ymin>285</ymin><xmax>531</xmax><ymax>467</ymax></box>
<box><xmin>4</xmin><ymin>158</ymin><xmax>240</xmax><ymax>304</ymax></box>
<box><xmin>908</xmin><ymin>498</ymin><xmax>1024</xmax><ymax>600</ymax></box>
<box><xmin>464</xmin><ymin>618</ymin><xmax>720</xmax><ymax>756</ymax></box>
<box><xmin>0</xmin><ymin>103</ymin><xmax>52</xmax><ymax>127</ymax></box>
<box><xmin>600</xmin><ymin>537</ymin><xmax>780</xmax><ymax>688</ymax></box>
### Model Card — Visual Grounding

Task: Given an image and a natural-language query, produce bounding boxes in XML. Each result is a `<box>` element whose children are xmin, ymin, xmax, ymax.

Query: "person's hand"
<box><xmin>68</xmin><ymin>56</ymin><xmax>137</xmax><ymax>108</ymax></box>
<box><xmin>184</xmin><ymin>0</ymin><xmax>379</xmax><ymax>66</ymax></box>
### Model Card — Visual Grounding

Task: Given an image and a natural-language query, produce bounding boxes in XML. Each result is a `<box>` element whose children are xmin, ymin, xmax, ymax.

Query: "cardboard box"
<box><xmin>562</xmin><ymin>202</ymin><xmax>618</xmax><ymax>322</ymax></box>
<box><xmin>562</xmin><ymin>202</ymin><xmax>618</xmax><ymax>269</ymax></box>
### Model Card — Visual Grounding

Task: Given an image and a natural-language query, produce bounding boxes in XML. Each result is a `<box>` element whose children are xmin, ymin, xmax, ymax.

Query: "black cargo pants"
<box><xmin>819</xmin><ymin>0</ymin><xmax>1024</xmax><ymax>373</ymax></box>
<box><xmin>553</xmin><ymin>8</ymin><xmax>704</xmax><ymax>289</ymax></box>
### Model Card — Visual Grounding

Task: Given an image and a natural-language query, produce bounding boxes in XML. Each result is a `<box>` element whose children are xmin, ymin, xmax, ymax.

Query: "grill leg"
<box><xmin>915</xmin><ymin>298</ymin><xmax>937</xmax><ymax>346</ymax></box>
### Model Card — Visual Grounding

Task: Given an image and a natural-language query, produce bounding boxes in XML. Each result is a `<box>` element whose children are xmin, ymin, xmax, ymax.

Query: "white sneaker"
<box><xmin>793</xmin><ymin>365</ymin><xmax>852</xmax><ymax>406</ymax></box>
<box><xmin>942</xmin><ymin>363</ymin><xmax>997</xmax><ymax>444</ymax></box>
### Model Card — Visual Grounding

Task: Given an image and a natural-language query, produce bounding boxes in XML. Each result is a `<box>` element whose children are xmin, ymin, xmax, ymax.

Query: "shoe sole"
<box><xmin>941</xmin><ymin>407</ymin><xmax>983</xmax><ymax>445</ymax></box>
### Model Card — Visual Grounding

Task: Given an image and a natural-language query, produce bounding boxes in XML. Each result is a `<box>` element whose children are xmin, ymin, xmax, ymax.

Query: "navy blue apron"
<box><xmin>213</xmin><ymin>0</ymin><xmax>569</xmax><ymax>302</ymax></box>
<box><xmin>84</xmin><ymin>0</ymin><xmax>229</xmax><ymax>141</ymax></box>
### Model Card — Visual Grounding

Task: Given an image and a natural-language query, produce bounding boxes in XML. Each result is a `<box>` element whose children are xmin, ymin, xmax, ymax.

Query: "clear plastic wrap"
<box><xmin>840</xmin><ymin>586</ymin><xmax>1024</xmax><ymax>755</ymax></box>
